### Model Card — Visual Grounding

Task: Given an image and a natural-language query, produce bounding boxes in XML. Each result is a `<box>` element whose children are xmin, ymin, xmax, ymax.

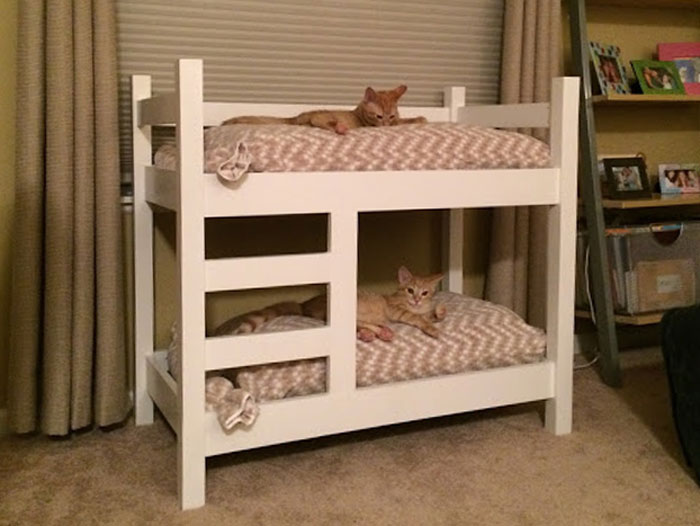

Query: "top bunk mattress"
<box><xmin>154</xmin><ymin>123</ymin><xmax>551</xmax><ymax>181</ymax></box>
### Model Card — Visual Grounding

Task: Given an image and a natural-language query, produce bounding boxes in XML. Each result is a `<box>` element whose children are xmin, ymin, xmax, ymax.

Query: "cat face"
<box><xmin>358</xmin><ymin>85</ymin><xmax>407</xmax><ymax>126</ymax></box>
<box><xmin>396</xmin><ymin>266</ymin><xmax>443</xmax><ymax>313</ymax></box>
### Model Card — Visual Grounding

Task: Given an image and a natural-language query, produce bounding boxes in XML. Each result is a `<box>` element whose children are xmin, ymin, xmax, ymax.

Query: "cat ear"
<box><xmin>364</xmin><ymin>87</ymin><xmax>378</xmax><ymax>103</ymax></box>
<box><xmin>398</xmin><ymin>266</ymin><xmax>413</xmax><ymax>285</ymax></box>
<box><xmin>392</xmin><ymin>85</ymin><xmax>408</xmax><ymax>99</ymax></box>
<box><xmin>426</xmin><ymin>273</ymin><xmax>444</xmax><ymax>288</ymax></box>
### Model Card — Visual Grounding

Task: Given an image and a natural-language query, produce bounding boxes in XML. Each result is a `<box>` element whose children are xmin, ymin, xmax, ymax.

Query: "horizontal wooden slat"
<box><xmin>205</xmin><ymin>253</ymin><xmax>332</xmax><ymax>291</ymax></box>
<box><xmin>147</xmin><ymin>351</ymin><xmax>180</xmax><ymax>432</ymax></box>
<box><xmin>136</xmin><ymin>100</ymin><xmax>453</xmax><ymax>128</ymax></box>
<box><xmin>202</xmin><ymin>169</ymin><xmax>560</xmax><ymax>217</ymax></box>
<box><xmin>138</xmin><ymin>93</ymin><xmax>178</xmax><ymax>125</ymax></box>
<box><xmin>458</xmin><ymin>102</ymin><xmax>550</xmax><ymax>128</ymax></box>
<box><xmin>205</xmin><ymin>326</ymin><xmax>331</xmax><ymax>370</ymax></box>
<box><xmin>145</xmin><ymin>166</ymin><xmax>178</xmax><ymax>210</ymax></box>
<box><xmin>203</xmin><ymin>103</ymin><xmax>451</xmax><ymax>127</ymax></box>
<box><xmin>205</xmin><ymin>360</ymin><xmax>554</xmax><ymax>456</ymax></box>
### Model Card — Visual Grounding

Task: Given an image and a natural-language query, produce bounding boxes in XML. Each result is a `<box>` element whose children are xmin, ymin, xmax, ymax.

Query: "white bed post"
<box><xmin>175</xmin><ymin>59</ymin><xmax>207</xmax><ymax>509</ymax></box>
<box><xmin>544</xmin><ymin>77</ymin><xmax>579</xmax><ymax>435</ymax></box>
<box><xmin>442</xmin><ymin>86</ymin><xmax>466</xmax><ymax>293</ymax></box>
<box><xmin>132</xmin><ymin>75</ymin><xmax>155</xmax><ymax>426</ymax></box>
<box><xmin>327</xmin><ymin>208</ymin><xmax>359</xmax><ymax>393</ymax></box>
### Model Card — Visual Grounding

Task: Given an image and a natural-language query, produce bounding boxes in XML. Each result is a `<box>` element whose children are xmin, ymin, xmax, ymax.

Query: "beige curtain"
<box><xmin>485</xmin><ymin>0</ymin><xmax>562</xmax><ymax>328</ymax></box>
<box><xmin>8</xmin><ymin>1</ymin><xmax>129</xmax><ymax>435</ymax></box>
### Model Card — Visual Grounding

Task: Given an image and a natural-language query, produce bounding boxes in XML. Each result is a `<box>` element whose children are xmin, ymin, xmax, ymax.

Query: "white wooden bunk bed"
<box><xmin>132</xmin><ymin>59</ymin><xmax>580</xmax><ymax>510</ymax></box>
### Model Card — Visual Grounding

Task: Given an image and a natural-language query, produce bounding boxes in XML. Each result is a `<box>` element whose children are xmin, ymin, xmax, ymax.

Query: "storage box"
<box><xmin>576</xmin><ymin>222</ymin><xmax>700</xmax><ymax>315</ymax></box>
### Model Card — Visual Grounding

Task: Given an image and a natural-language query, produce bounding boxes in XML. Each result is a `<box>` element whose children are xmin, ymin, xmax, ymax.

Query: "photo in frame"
<box><xmin>658</xmin><ymin>163</ymin><xmax>700</xmax><ymax>194</ymax></box>
<box><xmin>630</xmin><ymin>60</ymin><xmax>686</xmax><ymax>95</ymax></box>
<box><xmin>658</xmin><ymin>42</ymin><xmax>700</xmax><ymax>95</ymax></box>
<box><xmin>604</xmin><ymin>157</ymin><xmax>652</xmax><ymax>200</ymax></box>
<box><xmin>589</xmin><ymin>42</ymin><xmax>630</xmax><ymax>95</ymax></box>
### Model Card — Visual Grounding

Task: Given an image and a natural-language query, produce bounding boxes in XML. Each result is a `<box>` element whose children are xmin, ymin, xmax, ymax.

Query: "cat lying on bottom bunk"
<box><xmin>221</xmin><ymin>85</ymin><xmax>427</xmax><ymax>135</ymax></box>
<box><xmin>214</xmin><ymin>266</ymin><xmax>446</xmax><ymax>342</ymax></box>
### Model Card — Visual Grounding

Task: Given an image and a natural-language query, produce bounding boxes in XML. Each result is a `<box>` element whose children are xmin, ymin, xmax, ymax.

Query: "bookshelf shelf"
<box><xmin>587</xmin><ymin>0</ymin><xmax>700</xmax><ymax>8</ymax></box>
<box><xmin>575</xmin><ymin>309</ymin><xmax>665</xmax><ymax>326</ymax></box>
<box><xmin>602</xmin><ymin>193</ymin><xmax>700</xmax><ymax>209</ymax></box>
<box><xmin>592</xmin><ymin>94</ymin><xmax>700</xmax><ymax>105</ymax></box>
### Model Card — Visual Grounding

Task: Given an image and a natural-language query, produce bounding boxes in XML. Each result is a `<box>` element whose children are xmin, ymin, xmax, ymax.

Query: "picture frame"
<box><xmin>604</xmin><ymin>157</ymin><xmax>652</xmax><ymax>200</ymax></box>
<box><xmin>658</xmin><ymin>163</ymin><xmax>700</xmax><ymax>194</ymax></box>
<box><xmin>630</xmin><ymin>60</ymin><xmax>686</xmax><ymax>95</ymax></box>
<box><xmin>658</xmin><ymin>42</ymin><xmax>700</xmax><ymax>95</ymax></box>
<box><xmin>589</xmin><ymin>42</ymin><xmax>631</xmax><ymax>95</ymax></box>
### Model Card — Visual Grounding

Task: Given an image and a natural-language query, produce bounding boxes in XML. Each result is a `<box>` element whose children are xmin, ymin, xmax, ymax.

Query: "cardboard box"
<box><xmin>631</xmin><ymin>259</ymin><xmax>696</xmax><ymax>313</ymax></box>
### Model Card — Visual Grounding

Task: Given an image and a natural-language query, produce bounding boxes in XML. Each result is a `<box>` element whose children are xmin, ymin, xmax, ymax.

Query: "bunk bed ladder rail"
<box><xmin>175</xmin><ymin>59</ymin><xmax>207</xmax><ymax>510</ymax></box>
<box><xmin>132</xmin><ymin>59</ymin><xmax>208</xmax><ymax>509</ymax></box>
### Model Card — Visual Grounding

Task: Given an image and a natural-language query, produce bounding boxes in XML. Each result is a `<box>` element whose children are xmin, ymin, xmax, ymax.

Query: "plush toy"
<box><xmin>167</xmin><ymin>323</ymin><xmax>259</xmax><ymax>433</ymax></box>
<box><xmin>205</xmin><ymin>376</ymin><xmax>259</xmax><ymax>432</ymax></box>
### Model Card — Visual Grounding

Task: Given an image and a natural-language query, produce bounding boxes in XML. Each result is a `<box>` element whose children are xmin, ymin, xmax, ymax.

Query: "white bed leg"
<box><xmin>176</xmin><ymin>59</ymin><xmax>207</xmax><ymax>509</ymax></box>
<box><xmin>544</xmin><ymin>77</ymin><xmax>579</xmax><ymax>435</ymax></box>
<box><xmin>442</xmin><ymin>209</ymin><xmax>464</xmax><ymax>294</ymax></box>
<box><xmin>132</xmin><ymin>74</ymin><xmax>155</xmax><ymax>426</ymax></box>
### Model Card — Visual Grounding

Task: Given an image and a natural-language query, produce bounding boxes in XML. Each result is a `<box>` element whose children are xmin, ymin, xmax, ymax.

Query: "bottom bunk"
<box><xmin>149</xmin><ymin>292</ymin><xmax>558</xmax><ymax>457</ymax></box>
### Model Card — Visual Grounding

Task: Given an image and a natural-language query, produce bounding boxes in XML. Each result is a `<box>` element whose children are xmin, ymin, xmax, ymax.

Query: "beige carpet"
<box><xmin>1</xmin><ymin>348</ymin><xmax>699</xmax><ymax>525</ymax></box>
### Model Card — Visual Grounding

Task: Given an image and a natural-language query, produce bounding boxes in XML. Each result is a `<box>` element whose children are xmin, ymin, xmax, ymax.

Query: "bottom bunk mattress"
<box><xmin>215</xmin><ymin>292</ymin><xmax>546</xmax><ymax>402</ymax></box>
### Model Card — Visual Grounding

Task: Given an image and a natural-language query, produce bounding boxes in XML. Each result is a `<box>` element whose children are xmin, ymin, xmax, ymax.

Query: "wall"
<box><xmin>0</xmin><ymin>1</ymin><xmax>17</xmax><ymax>414</ymax></box>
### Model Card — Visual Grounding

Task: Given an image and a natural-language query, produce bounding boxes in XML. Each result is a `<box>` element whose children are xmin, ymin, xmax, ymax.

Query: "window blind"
<box><xmin>116</xmin><ymin>0</ymin><xmax>504</xmax><ymax>180</ymax></box>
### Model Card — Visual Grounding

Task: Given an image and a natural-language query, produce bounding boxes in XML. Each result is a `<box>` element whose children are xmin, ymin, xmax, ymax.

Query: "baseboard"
<box><xmin>0</xmin><ymin>408</ymin><xmax>8</xmax><ymax>437</ymax></box>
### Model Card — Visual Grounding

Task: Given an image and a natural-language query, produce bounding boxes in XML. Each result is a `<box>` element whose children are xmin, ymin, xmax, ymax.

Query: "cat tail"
<box><xmin>221</xmin><ymin>116</ymin><xmax>296</xmax><ymax>126</ymax></box>
<box><xmin>214</xmin><ymin>301</ymin><xmax>304</xmax><ymax>336</ymax></box>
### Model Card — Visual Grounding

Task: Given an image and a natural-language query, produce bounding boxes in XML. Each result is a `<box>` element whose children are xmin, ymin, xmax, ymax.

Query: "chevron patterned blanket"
<box><xmin>154</xmin><ymin>123</ymin><xmax>551</xmax><ymax>182</ymax></box>
<box><xmin>219</xmin><ymin>292</ymin><xmax>546</xmax><ymax>401</ymax></box>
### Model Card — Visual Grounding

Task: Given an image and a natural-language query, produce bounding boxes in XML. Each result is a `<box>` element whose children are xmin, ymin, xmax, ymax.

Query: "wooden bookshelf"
<box><xmin>575</xmin><ymin>309</ymin><xmax>665</xmax><ymax>326</ymax></box>
<box><xmin>602</xmin><ymin>193</ymin><xmax>700</xmax><ymax>209</ymax></box>
<box><xmin>587</xmin><ymin>0</ymin><xmax>700</xmax><ymax>8</ymax></box>
<box><xmin>592</xmin><ymin>94</ymin><xmax>700</xmax><ymax>105</ymax></box>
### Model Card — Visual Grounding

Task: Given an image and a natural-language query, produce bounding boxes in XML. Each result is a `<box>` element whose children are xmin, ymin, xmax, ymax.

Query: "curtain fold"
<box><xmin>8</xmin><ymin>0</ymin><xmax>129</xmax><ymax>435</ymax></box>
<box><xmin>485</xmin><ymin>0</ymin><xmax>562</xmax><ymax>328</ymax></box>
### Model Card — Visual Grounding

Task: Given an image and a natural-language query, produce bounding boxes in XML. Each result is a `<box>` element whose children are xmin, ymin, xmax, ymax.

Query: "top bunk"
<box><xmin>132</xmin><ymin>59</ymin><xmax>579</xmax><ymax>218</ymax></box>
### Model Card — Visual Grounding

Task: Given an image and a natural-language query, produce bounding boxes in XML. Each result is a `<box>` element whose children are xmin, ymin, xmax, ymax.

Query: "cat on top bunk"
<box><xmin>215</xmin><ymin>266</ymin><xmax>446</xmax><ymax>342</ymax></box>
<box><xmin>221</xmin><ymin>85</ymin><xmax>427</xmax><ymax>135</ymax></box>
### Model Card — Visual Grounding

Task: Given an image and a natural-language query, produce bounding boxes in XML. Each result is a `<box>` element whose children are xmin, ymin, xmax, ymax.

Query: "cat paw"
<box><xmin>423</xmin><ymin>324</ymin><xmax>440</xmax><ymax>339</ymax></box>
<box><xmin>415</xmin><ymin>116</ymin><xmax>428</xmax><ymax>124</ymax></box>
<box><xmin>434</xmin><ymin>304</ymin><xmax>447</xmax><ymax>321</ymax></box>
<box><xmin>377</xmin><ymin>327</ymin><xmax>394</xmax><ymax>341</ymax></box>
<box><xmin>357</xmin><ymin>328</ymin><xmax>376</xmax><ymax>342</ymax></box>
<box><xmin>334</xmin><ymin>122</ymin><xmax>349</xmax><ymax>135</ymax></box>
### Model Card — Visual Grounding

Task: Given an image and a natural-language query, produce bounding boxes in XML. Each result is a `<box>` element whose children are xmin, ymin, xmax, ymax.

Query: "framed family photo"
<box><xmin>604</xmin><ymin>157</ymin><xmax>652</xmax><ymax>200</ymax></box>
<box><xmin>631</xmin><ymin>60</ymin><xmax>686</xmax><ymax>95</ymax></box>
<box><xmin>658</xmin><ymin>163</ymin><xmax>700</xmax><ymax>194</ymax></box>
<box><xmin>658</xmin><ymin>42</ymin><xmax>700</xmax><ymax>95</ymax></box>
<box><xmin>589</xmin><ymin>42</ymin><xmax>630</xmax><ymax>95</ymax></box>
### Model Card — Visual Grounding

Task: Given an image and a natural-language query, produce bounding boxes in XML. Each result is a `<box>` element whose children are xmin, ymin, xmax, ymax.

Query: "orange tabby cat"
<box><xmin>215</xmin><ymin>266</ymin><xmax>446</xmax><ymax>342</ymax></box>
<box><xmin>221</xmin><ymin>85</ymin><xmax>427</xmax><ymax>135</ymax></box>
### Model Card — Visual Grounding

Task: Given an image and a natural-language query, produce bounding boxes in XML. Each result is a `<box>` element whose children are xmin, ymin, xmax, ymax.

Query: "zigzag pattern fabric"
<box><xmin>231</xmin><ymin>293</ymin><xmax>546</xmax><ymax>401</ymax></box>
<box><xmin>154</xmin><ymin>123</ymin><xmax>551</xmax><ymax>182</ymax></box>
